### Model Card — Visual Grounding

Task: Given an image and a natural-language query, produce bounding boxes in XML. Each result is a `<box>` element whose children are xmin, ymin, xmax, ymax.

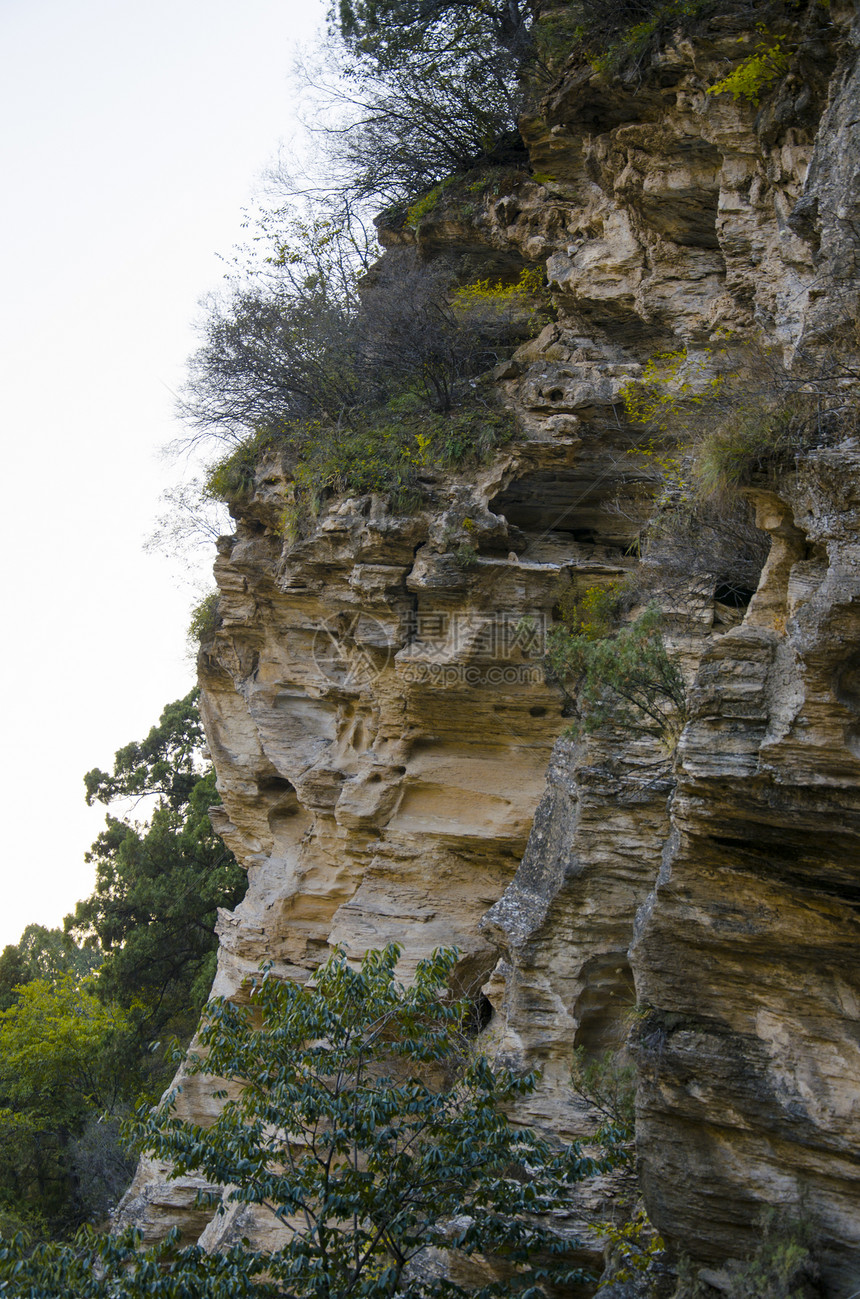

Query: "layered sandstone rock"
<box><xmin>632</xmin><ymin>449</ymin><xmax>860</xmax><ymax>1292</ymax></box>
<box><xmin>119</xmin><ymin>4</ymin><xmax>860</xmax><ymax>1288</ymax></box>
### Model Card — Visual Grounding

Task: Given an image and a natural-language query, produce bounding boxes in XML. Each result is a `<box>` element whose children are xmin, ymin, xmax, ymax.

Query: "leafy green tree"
<box><xmin>0</xmin><ymin>694</ymin><xmax>244</xmax><ymax>1238</ymax></box>
<box><xmin>0</xmin><ymin>977</ymin><xmax>136</xmax><ymax>1232</ymax></box>
<box><xmin>0</xmin><ymin>946</ymin><xmax>595</xmax><ymax>1298</ymax></box>
<box><xmin>334</xmin><ymin>0</ymin><xmax>535</xmax><ymax>69</ymax></box>
<box><xmin>274</xmin><ymin>0</ymin><xmax>529</xmax><ymax>218</ymax></box>
<box><xmin>83</xmin><ymin>690</ymin><xmax>208</xmax><ymax>810</ymax></box>
<box><xmin>0</xmin><ymin>978</ymin><xmax>131</xmax><ymax>1133</ymax></box>
<box><xmin>0</xmin><ymin>926</ymin><xmax>98</xmax><ymax>1013</ymax></box>
<box><xmin>68</xmin><ymin>691</ymin><xmax>247</xmax><ymax>1041</ymax></box>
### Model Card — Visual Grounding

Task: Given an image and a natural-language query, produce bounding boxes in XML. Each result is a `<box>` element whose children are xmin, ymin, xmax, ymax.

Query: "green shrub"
<box><xmin>546</xmin><ymin>602</ymin><xmax>687</xmax><ymax>751</ymax></box>
<box><xmin>693</xmin><ymin>396</ymin><xmax>815</xmax><ymax>498</ymax></box>
<box><xmin>208</xmin><ymin>400</ymin><xmax>518</xmax><ymax>535</ymax></box>
<box><xmin>569</xmin><ymin>1044</ymin><xmax>668</xmax><ymax>1293</ymax></box>
<box><xmin>204</xmin><ymin>430</ymin><xmax>274</xmax><ymax>505</ymax></box>
<box><xmin>403</xmin><ymin>172</ymin><xmax>512</xmax><ymax>229</ymax></box>
<box><xmin>534</xmin><ymin>4</ymin><xmax>589</xmax><ymax>70</ymax></box>
<box><xmin>454</xmin><ymin>541</ymin><xmax>480</xmax><ymax>568</ymax></box>
<box><xmin>724</xmin><ymin>1209</ymin><xmax>820</xmax><ymax>1299</ymax></box>
<box><xmin>187</xmin><ymin>591</ymin><xmax>221</xmax><ymax>647</ymax></box>
<box><xmin>555</xmin><ymin>580</ymin><xmax>628</xmax><ymax>640</ymax></box>
<box><xmin>540</xmin><ymin>0</ymin><xmax>716</xmax><ymax>79</ymax></box>
<box><xmin>570</xmin><ymin>1046</ymin><xmax>636</xmax><ymax>1148</ymax></box>
<box><xmin>186</xmin><ymin>223</ymin><xmax>529</xmax><ymax>524</ymax></box>
<box><xmin>432</xmin><ymin>404</ymin><xmax>518</xmax><ymax>465</ymax></box>
<box><xmin>622</xmin><ymin>341</ymin><xmax>858</xmax><ymax>502</ymax></box>
<box><xmin>0</xmin><ymin>1202</ymin><xmax>46</xmax><ymax>1243</ymax></box>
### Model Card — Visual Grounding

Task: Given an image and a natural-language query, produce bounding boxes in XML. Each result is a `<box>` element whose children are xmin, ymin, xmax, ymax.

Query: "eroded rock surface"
<box><xmin>632</xmin><ymin>448</ymin><xmax>860</xmax><ymax>1291</ymax></box>
<box><xmin>119</xmin><ymin>4</ymin><xmax>860</xmax><ymax>1287</ymax></box>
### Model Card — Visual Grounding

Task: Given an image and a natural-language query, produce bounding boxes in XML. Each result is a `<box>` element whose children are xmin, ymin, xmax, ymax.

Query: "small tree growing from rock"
<box><xmin>546</xmin><ymin>593</ymin><xmax>687</xmax><ymax>754</ymax></box>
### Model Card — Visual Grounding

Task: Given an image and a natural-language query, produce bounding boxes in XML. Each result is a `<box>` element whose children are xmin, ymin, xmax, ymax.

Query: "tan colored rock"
<box><xmin>117</xmin><ymin>10</ymin><xmax>860</xmax><ymax>1292</ymax></box>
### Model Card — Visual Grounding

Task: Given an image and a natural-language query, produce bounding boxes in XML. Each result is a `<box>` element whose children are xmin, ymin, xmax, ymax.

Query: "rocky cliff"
<box><xmin>120</xmin><ymin>3</ymin><xmax>860</xmax><ymax>1290</ymax></box>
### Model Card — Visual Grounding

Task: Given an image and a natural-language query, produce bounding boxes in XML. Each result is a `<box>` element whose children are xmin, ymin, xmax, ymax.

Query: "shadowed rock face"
<box><xmin>631</xmin><ymin>458</ymin><xmax>860</xmax><ymax>1290</ymax></box>
<box><xmin>119</xmin><ymin>5</ymin><xmax>860</xmax><ymax>1286</ymax></box>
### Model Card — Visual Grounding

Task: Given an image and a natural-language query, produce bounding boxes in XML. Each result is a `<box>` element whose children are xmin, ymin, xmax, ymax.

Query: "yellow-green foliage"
<box><xmin>556</xmin><ymin>581</ymin><xmax>627</xmax><ymax>640</ymax></box>
<box><xmin>405</xmin><ymin>177</ymin><xmax>458</xmax><ymax>227</ymax></box>
<box><xmin>596</xmin><ymin>1210</ymin><xmax>666</xmax><ymax>1288</ymax></box>
<box><xmin>452</xmin><ymin>266</ymin><xmax>550</xmax><ymax>340</ymax></box>
<box><xmin>633</xmin><ymin>436</ymin><xmax>692</xmax><ymax>511</ymax></box>
<box><xmin>708</xmin><ymin>28</ymin><xmax>792</xmax><ymax>103</ymax></box>
<box><xmin>620</xmin><ymin>343</ymin><xmax>817</xmax><ymax>500</ymax></box>
<box><xmin>621</xmin><ymin>349</ymin><xmax>713</xmax><ymax>510</ymax></box>
<box><xmin>0</xmin><ymin>976</ymin><xmax>133</xmax><ymax>1226</ymax></box>
<box><xmin>454</xmin><ymin>266</ymin><xmax>548</xmax><ymax>323</ymax></box>
<box><xmin>266</xmin><ymin>215</ymin><xmax>342</xmax><ymax>270</ymax></box>
<box><xmin>621</xmin><ymin>348</ymin><xmax>722</xmax><ymax>434</ymax></box>
<box><xmin>0</xmin><ymin>977</ymin><xmax>130</xmax><ymax>1108</ymax></box>
<box><xmin>622</xmin><ymin>348</ymin><xmax>686</xmax><ymax>430</ymax></box>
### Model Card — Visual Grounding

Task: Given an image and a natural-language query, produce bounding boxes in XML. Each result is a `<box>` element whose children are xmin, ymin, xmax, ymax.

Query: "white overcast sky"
<box><xmin>0</xmin><ymin>0</ymin><xmax>326</xmax><ymax>948</ymax></box>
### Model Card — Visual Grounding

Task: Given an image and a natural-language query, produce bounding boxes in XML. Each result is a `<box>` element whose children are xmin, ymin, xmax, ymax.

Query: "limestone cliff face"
<box><xmin>120</xmin><ymin>4</ymin><xmax>860</xmax><ymax>1288</ymax></box>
